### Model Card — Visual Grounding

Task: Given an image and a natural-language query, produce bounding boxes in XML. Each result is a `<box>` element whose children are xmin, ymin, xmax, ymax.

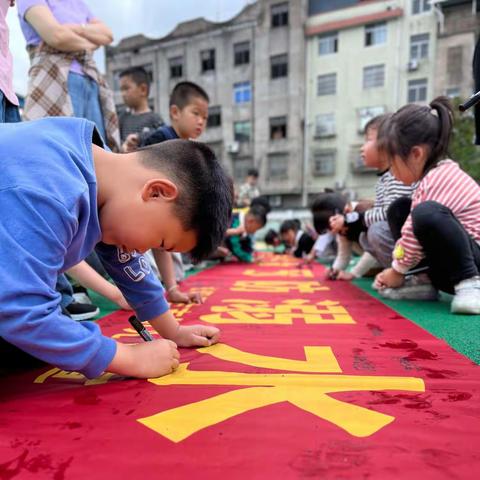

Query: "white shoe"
<box><xmin>379</xmin><ymin>274</ymin><xmax>439</xmax><ymax>301</ymax></box>
<box><xmin>451</xmin><ymin>276</ymin><xmax>480</xmax><ymax>314</ymax></box>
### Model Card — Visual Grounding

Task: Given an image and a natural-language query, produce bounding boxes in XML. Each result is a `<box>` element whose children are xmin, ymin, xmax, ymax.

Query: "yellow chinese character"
<box><xmin>34</xmin><ymin>368</ymin><xmax>116</xmax><ymax>385</ymax></box>
<box><xmin>231</xmin><ymin>280</ymin><xmax>329</xmax><ymax>293</ymax></box>
<box><xmin>243</xmin><ymin>269</ymin><xmax>314</xmax><ymax>278</ymax></box>
<box><xmin>201</xmin><ymin>299</ymin><xmax>354</xmax><ymax>324</ymax></box>
<box><xmin>138</xmin><ymin>344</ymin><xmax>424</xmax><ymax>442</ymax></box>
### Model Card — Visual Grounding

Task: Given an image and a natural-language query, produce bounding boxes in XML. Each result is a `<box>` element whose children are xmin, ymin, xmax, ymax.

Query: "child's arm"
<box><xmin>152</xmin><ymin>249</ymin><xmax>202</xmax><ymax>304</ymax></box>
<box><xmin>67</xmin><ymin>261</ymin><xmax>131</xmax><ymax>310</ymax></box>
<box><xmin>226</xmin><ymin>225</ymin><xmax>245</xmax><ymax>237</ymax></box>
<box><xmin>327</xmin><ymin>234</ymin><xmax>352</xmax><ymax>279</ymax></box>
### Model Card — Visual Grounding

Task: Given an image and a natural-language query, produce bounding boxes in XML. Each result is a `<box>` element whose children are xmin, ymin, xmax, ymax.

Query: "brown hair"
<box><xmin>377</xmin><ymin>96</ymin><xmax>454</xmax><ymax>177</ymax></box>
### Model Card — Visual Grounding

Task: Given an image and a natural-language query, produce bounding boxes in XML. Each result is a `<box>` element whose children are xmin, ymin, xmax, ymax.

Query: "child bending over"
<box><xmin>0</xmin><ymin>117</ymin><xmax>232</xmax><ymax>379</ymax></box>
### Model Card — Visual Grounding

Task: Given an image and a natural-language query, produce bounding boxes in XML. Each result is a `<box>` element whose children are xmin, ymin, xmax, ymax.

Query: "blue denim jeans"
<box><xmin>67</xmin><ymin>72</ymin><xmax>106</xmax><ymax>142</ymax></box>
<box><xmin>0</xmin><ymin>91</ymin><xmax>21</xmax><ymax>123</ymax></box>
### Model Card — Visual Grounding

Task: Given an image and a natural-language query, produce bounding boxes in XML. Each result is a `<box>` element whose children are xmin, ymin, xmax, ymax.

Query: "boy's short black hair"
<box><xmin>169</xmin><ymin>81</ymin><xmax>209</xmax><ymax>109</ymax></box>
<box><xmin>250</xmin><ymin>195</ymin><xmax>271</xmax><ymax>214</ymax></box>
<box><xmin>119</xmin><ymin>66</ymin><xmax>151</xmax><ymax>94</ymax></box>
<box><xmin>280</xmin><ymin>219</ymin><xmax>300</xmax><ymax>234</ymax></box>
<box><xmin>310</xmin><ymin>192</ymin><xmax>347</xmax><ymax>234</ymax></box>
<box><xmin>247</xmin><ymin>168</ymin><xmax>259</xmax><ymax>178</ymax></box>
<box><xmin>247</xmin><ymin>205</ymin><xmax>267</xmax><ymax>227</ymax></box>
<box><xmin>264</xmin><ymin>229</ymin><xmax>279</xmax><ymax>245</ymax></box>
<box><xmin>137</xmin><ymin>139</ymin><xmax>233</xmax><ymax>261</ymax></box>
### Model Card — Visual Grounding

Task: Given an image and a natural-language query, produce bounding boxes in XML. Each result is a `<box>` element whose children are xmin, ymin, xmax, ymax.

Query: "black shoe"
<box><xmin>64</xmin><ymin>301</ymin><xmax>100</xmax><ymax>321</ymax></box>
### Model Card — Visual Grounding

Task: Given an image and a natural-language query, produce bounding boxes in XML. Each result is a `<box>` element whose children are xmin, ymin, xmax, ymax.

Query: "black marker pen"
<box><xmin>128</xmin><ymin>315</ymin><xmax>154</xmax><ymax>342</ymax></box>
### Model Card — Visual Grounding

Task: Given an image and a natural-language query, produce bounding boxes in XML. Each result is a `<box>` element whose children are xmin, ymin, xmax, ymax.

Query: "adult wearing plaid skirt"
<box><xmin>17</xmin><ymin>0</ymin><xmax>120</xmax><ymax>151</ymax></box>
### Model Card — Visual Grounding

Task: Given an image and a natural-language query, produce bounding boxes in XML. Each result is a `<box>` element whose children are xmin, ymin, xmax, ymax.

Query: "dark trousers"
<box><xmin>387</xmin><ymin>198</ymin><xmax>480</xmax><ymax>294</ymax></box>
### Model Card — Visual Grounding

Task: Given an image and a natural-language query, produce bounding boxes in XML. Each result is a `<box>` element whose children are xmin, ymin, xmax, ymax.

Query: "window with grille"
<box><xmin>318</xmin><ymin>32</ymin><xmax>338</xmax><ymax>56</ymax></box>
<box><xmin>200</xmin><ymin>49</ymin><xmax>215</xmax><ymax>73</ymax></box>
<box><xmin>271</xmin><ymin>54</ymin><xmax>288</xmax><ymax>79</ymax></box>
<box><xmin>447</xmin><ymin>46</ymin><xmax>463</xmax><ymax>86</ymax></box>
<box><xmin>315</xmin><ymin>113</ymin><xmax>335</xmax><ymax>137</ymax></box>
<box><xmin>268</xmin><ymin>153</ymin><xmax>289</xmax><ymax>180</ymax></box>
<box><xmin>269</xmin><ymin>116</ymin><xmax>287</xmax><ymax>140</ymax></box>
<box><xmin>408</xmin><ymin>78</ymin><xmax>428</xmax><ymax>103</ymax></box>
<box><xmin>234</xmin><ymin>42</ymin><xmax>250</xmax><ymax>66</ymax></box>
<box><xmin>207</xmin><ymin>106</ymin><xmax>221</xmax><ymax>128</ymax></box>
<box><xmin>317</xmin><ymin>73</ymin><xmax>337</xmax><ymax>96</ymax></box>
<box><xmin>234</xmin><ymin>121</ymin><xmax>251</xmax><ymax>142</ymax></box>
<box><xmin>410</xmin><ymin>33</ymin><xmax>429</xmax><ymax>60</ymax></box>
<box><xmin>233</xmin><ymin>81</ymin><xmax>252</xmax><ymax>104</ymax></box>
<box><xmin>412</xmin><ymin>0</ymin><xmax>431</xmax><ymax>15</ymax></box>
<box><xmin>169</xmin><ymin>56</ymin><xmax>183</xmax><ymax>79</ymax></box>
<box><xmin>312</xmin><ymin>151</ymin><xmax>335</xmax><ymax>176</ymax></box>
<box><xmin>363</xmin><ymin>64</ymin><xmax>385</xmax><ymax>89</ymax></box>
<box><xmin>271</xmin><ymin>2</ymin><xmax>288</xmax><ymax>28</ymax></box>
<box><xmin>365</xmin><ymin>22</ymin><xmax>387</xmax><ymax>46</ymax></box>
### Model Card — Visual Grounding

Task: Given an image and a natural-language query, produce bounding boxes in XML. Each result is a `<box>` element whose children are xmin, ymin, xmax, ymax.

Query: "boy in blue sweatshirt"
<box><xmin>0</xmin><ymin>117</ymin><xmax>232</xmax><ymax>379</ymax></box>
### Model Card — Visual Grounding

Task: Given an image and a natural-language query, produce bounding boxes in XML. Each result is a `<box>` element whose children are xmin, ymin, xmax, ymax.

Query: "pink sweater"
<box><xmin>392</xmin><ymin>160</ymin><xmax>480</xmax><ymax>274</ymax></box>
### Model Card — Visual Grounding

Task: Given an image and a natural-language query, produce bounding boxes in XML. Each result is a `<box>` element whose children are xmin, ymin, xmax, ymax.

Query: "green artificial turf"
<box><xmin>354</xmin><ymin>277</ymin><xmax>480</xmax><ymax>365</ymax></box>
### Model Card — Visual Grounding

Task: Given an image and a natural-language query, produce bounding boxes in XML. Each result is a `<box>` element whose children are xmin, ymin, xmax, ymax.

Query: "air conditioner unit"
<box><xmin>407</xmin><ymin>59</ymin><xmax>419</xmax><ymax>72</ymax></box>
<box><xmin>227</xmin><ymin>141</ymin><xmax>240</xmax><ymax>154</ymax></box>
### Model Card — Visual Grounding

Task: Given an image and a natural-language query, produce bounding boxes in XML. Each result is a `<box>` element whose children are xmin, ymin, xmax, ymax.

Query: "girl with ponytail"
<box><xmin>374</xmin><ymin>96</ymin><xmax>480</xmax><ymax>314</ymax></box>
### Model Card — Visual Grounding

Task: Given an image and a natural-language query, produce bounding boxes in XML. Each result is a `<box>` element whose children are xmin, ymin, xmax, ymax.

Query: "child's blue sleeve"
<box><xmin>0</xmin><ymin>187</ymin><xmax>116</xmax><ymax>379</ymax></box>
<box><xmin>94</xmin><ymin>243</ymin><xmax>169</xmax><ymax>321</ymax></box>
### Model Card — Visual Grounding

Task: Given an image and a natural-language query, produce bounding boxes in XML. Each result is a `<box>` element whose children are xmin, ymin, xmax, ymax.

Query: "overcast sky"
<box><xmin>7</xmin><ymin>0</ymin><xmax>251</xmax><ymax>95</ymax></box>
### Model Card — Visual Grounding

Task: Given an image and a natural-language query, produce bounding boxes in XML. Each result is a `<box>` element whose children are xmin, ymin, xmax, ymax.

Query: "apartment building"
<box><xmin>433</xmin><ymin>0</ymin><xmax>480</xmax><ymax>99</ymax></box>
<box><xmin>105</xmin><ymin>0</ymin><xmax>307</xmax><ymax>208</ymax></box>
<box><xmin>305</xmin><ymin>0</ymin><xmax>439</xmax><ymax>199</ymax></box>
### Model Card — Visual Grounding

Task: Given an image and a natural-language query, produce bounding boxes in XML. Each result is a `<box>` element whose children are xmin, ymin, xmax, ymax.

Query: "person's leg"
<box><xmin>387</xmin><ymin>197</ymin><xmax>412</xmax><ymax>241</ymax></box>
<box><xmin>412</xmin><ymin>201</ymin><xmax>480</xmax><ymax>293</ymax></box>
<box><xmin>364</xmin><ymin>221</ymin><xmax>395</xmax><ymax>268</ymax></box>
<box><xmin>57</xmin><ymin>273</ymin><xmax>75</xmax><ymax>309</ymax></box>
<box><xmin>84</xmin><ymin>76</ymin><xmax>107</xmax><ymax>142</ymax></box>
<box><xmin>67</xmin><ymin>72</ymin><xmax>87</xmax><ymax>118</ymax></box>
<box><xmin>0</xmin><ymin>91</ymin><xmax>21</xmax><ymax>124</ymax></box>
<box><xmin>67</xmin><ymin>72</ymin><xmax>105</xmax><ymax>138</ymax></box>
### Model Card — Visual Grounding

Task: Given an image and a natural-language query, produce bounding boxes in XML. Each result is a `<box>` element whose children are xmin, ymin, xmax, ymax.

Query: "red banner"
<box><xmin>1</xmin><ymin>254</ymin><xmax>479</xmax><ymax>479</ymax></box>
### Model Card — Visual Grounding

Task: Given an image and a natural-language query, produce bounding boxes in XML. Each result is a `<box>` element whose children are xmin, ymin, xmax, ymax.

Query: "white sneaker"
<box><xmin>379</xmin><ymin>274</ymin><xmax>439</xmax><ymax>301</ymax></box>
<box><xmin>451</xmin><ymin>276</ymin><xmax>480</xmax><ymax>314</ymax></box>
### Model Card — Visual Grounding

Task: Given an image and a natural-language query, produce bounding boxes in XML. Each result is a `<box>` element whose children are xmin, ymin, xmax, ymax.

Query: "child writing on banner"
<box><xmin>221</xmin><ymin>204</ymin><xmax>268</xmax><ymax>263</ymax></box>
<box><xmin>118</xmin><ymin>66</ymin><xmax>163</xmax><ymax>144</ymax></box>
<box><xmin>0</xmin><ymin>117</ymin><xmax>232</xmax><ymax>379</ymax></box>
<box><xmin>280</xmin><ymin>219</ymin><xmax>315</xmax><ymax>259</ymax></box>
<box><xmin>123</xmin><ymin>81</ymin><xmax>210</xmax><ymax>304</ymax></box>
<box><xmin>374</xmin><ymin>96</ymin><xmax>480</xmax><ymax>314</ymax></box>
<box><xmin>327</xmin><ymin>115</ymin><xmax>416</xmax><ymax>280</ymax></box>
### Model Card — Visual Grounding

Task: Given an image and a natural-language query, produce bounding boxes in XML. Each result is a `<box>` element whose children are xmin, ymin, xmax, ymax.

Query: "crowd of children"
<box><xmin>1</xmin><ymin>0</ymin><xmax>479</xmax><ymax>382</ymax></box>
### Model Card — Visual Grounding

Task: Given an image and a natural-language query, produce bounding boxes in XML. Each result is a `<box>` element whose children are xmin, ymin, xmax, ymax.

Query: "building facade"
<box><xmin>106</xmin><ymin>0</ymin><xmax>480</xmax><ymax>207</ymax></box>
<box><xmin>433</xmin><ymin>0</ymin><xmax>480</xmax><ymax>100</ymax></box>
<box><xmin>305</xmin><ymin>0</ymin><xmax>439</xmax><ymax>199</ymax></box>
<box><xmin>105</xmin><ymin>0</ymin><xmax>307</xmax><ymax>208</ymax></box>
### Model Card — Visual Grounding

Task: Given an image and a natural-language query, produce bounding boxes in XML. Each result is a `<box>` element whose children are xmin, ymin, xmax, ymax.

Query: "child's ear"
<box><xmin>170</xmin><ymin>104</ymin><xmax>180</xmax><ymax>120</ymax></box>
<box><xmin>142</xmin><ymin>179</ymin><xmax>178</xmax><ymax>202</ymax></box>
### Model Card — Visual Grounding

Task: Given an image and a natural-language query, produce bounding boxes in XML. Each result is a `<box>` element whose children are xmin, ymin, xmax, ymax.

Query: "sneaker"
<box><xmin>64</xmin><ymin>301</ymin><xmax>100</xmax><ymax>321</ymax></box>
<box><xmin>379</xmin><ymin>274</ymin><xmax>439</xmax><ymax>301</ymax></box>
<box><xmin>451</xmin><ymin>276</ymin><xmax>480</xmax><ymax>314</ymax></box>
<box><xmin>72</xmin><ymin>286</ymin><xmax>92</xmax><ymax>305</ymax></box>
